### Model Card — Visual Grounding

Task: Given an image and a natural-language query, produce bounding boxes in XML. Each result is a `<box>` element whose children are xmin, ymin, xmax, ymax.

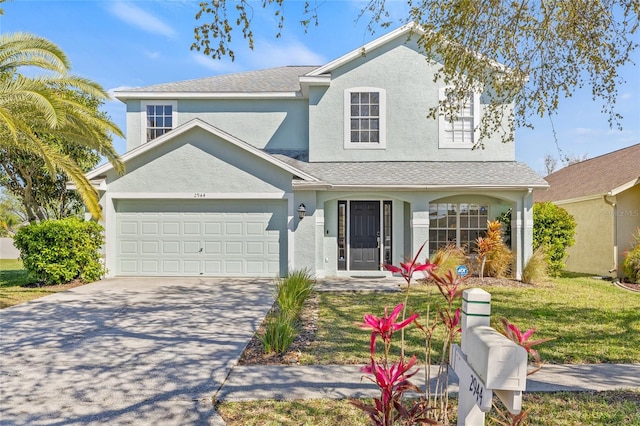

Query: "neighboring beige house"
<box><xmin>535</xmin><ymin>144</ymin><xmax>640</xmax><ymax>277</ymax></box>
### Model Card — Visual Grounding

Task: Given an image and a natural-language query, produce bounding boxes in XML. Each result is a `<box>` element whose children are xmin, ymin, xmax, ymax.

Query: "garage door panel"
<box><xmin>225</xmin><ymin>260</ymin><xmax>243</xmax><ymax>274</ymax></box>
<box><xmin>120</xmin><ymin>221</ymin><xmax>138</xmax><ymax>235</ymax></box>
<box><xmin>204</xmin><ymin>241</ymin><xmax>222</xmax><ymax>255</ymax></box>
<box><xmin>162</xmin><ymin>260</ymin><xmax>180</xmax><ymax>273</ymax></box>
<box><xmin>162</xmin><ymin>222</ymin><xmax>180</xmax><ymax>235</ymax></box>
<box><xmin>225</xmin><ymin>241</ymin><xmax>243</xmax><ymax>255</ymax></box>
<box><xmin>246</xmin><ymin>241</ymin><xmax>264</xmax><ymax>255</ymax></box>
<box><xmin>115</xmin><ymin>200</ymin><xmax>285</xmax><ymax>276</ymax></box>
<box><xmin>119</xmin><ymin>240</ymin><xmax>138</xmax><ymax>254</ymax></box>
<box><xmin>162</xmin><ymin>241</ymin><xmax>180</xmax><ymax>254</ymax></box>
<box><xmin>141</xmin><ymin>260</ymin><xmax>159</xmax><ymax>273</ymax></box>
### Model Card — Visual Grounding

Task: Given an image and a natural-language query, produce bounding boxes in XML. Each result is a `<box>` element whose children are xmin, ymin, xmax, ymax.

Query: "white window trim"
<box><xmin>438</xmin><ymin>88</ymin><xmax>479</xmax><ymax>149</ymax></box>
<box><xmin>141</xmin><ymin>100</ymin><xmax>178</xmax><ymax>143</ymax></box>
<box><xmin>344</xmin><ymin>87</ymin><xmax>386</xmax><ymax>150</ymax></box>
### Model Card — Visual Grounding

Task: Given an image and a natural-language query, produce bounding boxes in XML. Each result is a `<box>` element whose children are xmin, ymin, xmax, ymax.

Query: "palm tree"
<box><xmin>0</xmin><ymin>32</ymin><xmax>124</xmax><ymax>219</ymax></box>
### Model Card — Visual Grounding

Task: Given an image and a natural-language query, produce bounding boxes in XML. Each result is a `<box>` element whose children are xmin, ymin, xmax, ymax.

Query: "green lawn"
<box><xmin>302</xmin><ymin>275</ymin><xmax>640</xmax><ymax>365</ymax></box>
<box><xmin>217</xmin><ymin>390</ymin><xmax>640</xmax><ymax>425</ymax></box>
<box><xmin>0</xmin><ymin>259</ymin><xmax>83</xmax><ymax>308</ymax></box>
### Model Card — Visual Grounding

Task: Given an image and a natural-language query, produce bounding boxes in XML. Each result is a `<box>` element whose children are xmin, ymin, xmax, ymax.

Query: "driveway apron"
<box><xmin>0</xmin><ymin>277</ymin><xmax>275</xmax><ymax>425</ymax></box>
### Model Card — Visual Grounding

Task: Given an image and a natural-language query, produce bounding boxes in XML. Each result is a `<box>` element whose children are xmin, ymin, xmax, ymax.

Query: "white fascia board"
<box><xmin>299</xmin><ymin>75</ymin><xmax>331</xmax><ymax>97</ymax></box>
<box><xmin>66</xmin><ymin>178</ymin><xmax>106</xmax><ymax>191</ymax></box>
<box><xmin>610</xmin><ymin>177</ymin><xmax>640</xmax><ymax>196</ymax></box>
<box><xmin>306</xmin><ymin>22</ymin><xmax>512</xmax><ymax>79</ymax></box>
<box><xmin>114</xmin><ymin>91</ymin><xmax>301</xmax><ymax>101</ymax></box>
<box><xmin>307</xmin><ymin>24</ymin><xmax>419</xmax><ymax>76</ymax></box>
<box><xmin>86</xmin><ymin>119</ymin><xmax>319</xmax><ymax>183</ymax></box>
<box><xmin>552</xmin><ymin>194</ymin><xmax>606</xmax><ymax>205</ymax></box>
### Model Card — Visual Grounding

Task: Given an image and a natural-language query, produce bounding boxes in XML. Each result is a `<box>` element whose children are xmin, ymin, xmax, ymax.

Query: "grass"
<box><xmin>0</xmin><ymin>259</ymin><xmax>83</xmax><ymax>309</ymax></box>
<box><xmin>303</xmin><ymin>274</ymin><xmax>640</xmax><ymax>365</ymax></box>
<box><xmin>217</xmin><ymin>390</ymin><xmax>640</xmax><ymax>425</ymax></box>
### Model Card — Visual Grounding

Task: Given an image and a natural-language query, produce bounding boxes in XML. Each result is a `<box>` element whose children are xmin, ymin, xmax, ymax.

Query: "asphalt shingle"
<box><xmin>535</xmin><ymin>144</ymin><xmax>640</xmax><ymax>202</ymax></box>
<box><xmin>270</xmin><ymin>154</ymin><xmax>548</xmax><ymax>187</ymax></box>
<box><xmin>122</xmin><ymin>66</ymin><xmax>320</xmax><ymax>93</ymax></box>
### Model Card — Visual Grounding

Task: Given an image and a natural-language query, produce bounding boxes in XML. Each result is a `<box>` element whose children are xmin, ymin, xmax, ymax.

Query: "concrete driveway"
<box><xmin>0</xmin><ymin>277</ymin><xmax>275</xmax><ymax>425</ymax></box>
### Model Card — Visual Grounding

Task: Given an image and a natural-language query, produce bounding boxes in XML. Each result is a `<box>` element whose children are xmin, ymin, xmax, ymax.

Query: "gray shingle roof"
<box><xmin>123</xmin><ymin>66</ymin><xmax>320</xmax><ymax>93</ymax></box>
<box><xmin>535</xmin><ymin>144</ymin><xmax>640</xmax><ymax>202</ymax></box>
<box><xmin>270</xmin><ymin>154</ymin><xmax>548</xmax><ymax>187</ymax></box>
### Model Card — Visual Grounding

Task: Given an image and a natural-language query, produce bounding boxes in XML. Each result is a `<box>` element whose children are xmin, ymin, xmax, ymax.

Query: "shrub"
<box><xmin>522</xmin><ymin>247</ymin><xmax>549</xmax><ymax>284</ymax></box>
<box><xmin>476</xmin><ymin>220</ymin><xmax>513</xmax><ymax>278</ymax></box>
<box><xmin>13</xmin><ymin>217</ymin><xmax>105</xmax><ymax>285</ymax></box>
<box><xmin>623</xmin><ymin>228</ymin><xmax>640</xmax><ymax>284</ymax></box>
<box><xmin>533</xmin><ymin>202</ymin><xmax>577</xmax><ymax>276</ymax></box>
<box><xmin>261</xmin><ymin>269</ymin><xmax>315</xmax><ymax>355</ymax></box>
<box><xmin>275</xmin><ymin>269</ymin><xmax>315</xmax><ymax>319</ymax></box>
<box><xmin>429</xmin><ymin>244</ymin><xmax>467</xmax><ymax>276</ymax></box>
<box><xmin>259</xmin><ymin>312</ymin><xmax>299</xmax><ymax>354</ymax></box>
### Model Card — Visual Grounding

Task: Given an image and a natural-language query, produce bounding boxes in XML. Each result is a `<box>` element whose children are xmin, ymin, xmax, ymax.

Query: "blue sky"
<box><xmin>2</xmin><ymin>0</ymin><xmax>638</xmax><ymax>175</ymax></box>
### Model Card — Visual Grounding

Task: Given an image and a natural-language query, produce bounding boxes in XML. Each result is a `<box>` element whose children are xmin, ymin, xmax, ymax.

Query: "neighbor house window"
<box><xmin>344</xmin><ymin>88</ymin><xmax>386</xmax><ymax>149</ymax></box>
<box><xmin>438</xmin><ymin>88</ymin><xmax>479</xmax><ymax>148</ymax></box>
<box><xmin>428</xmin><ymin>203</ymin><xmax>488</xmax><ymax>254</ymax></box>
<box><xmin>141</xmin><ymin>100</ymin><xmax>177</xmax><ymax>142</ymax></box>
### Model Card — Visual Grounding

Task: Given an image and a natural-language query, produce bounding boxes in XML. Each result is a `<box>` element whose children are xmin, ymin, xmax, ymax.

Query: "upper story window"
<box><xmin>344</xmin><ymin>88</ymin><xmax>386</xmax><ymax>149</ymax></box>
<box><xmin>141</xmin><ymin>100</ymin><xmax>177</xmax><ymax>142</ymax></box>
<box><xmin>438</xmin><ymin>88</ymin><xmax>479</xmax><ymax>149</ymax></box>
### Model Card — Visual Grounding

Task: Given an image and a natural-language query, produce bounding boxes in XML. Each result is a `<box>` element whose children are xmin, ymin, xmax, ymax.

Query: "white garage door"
<box><xmin>115</xmin><ymin>200</ymin><xmax>286</xmax><ymax>276</ymax></box>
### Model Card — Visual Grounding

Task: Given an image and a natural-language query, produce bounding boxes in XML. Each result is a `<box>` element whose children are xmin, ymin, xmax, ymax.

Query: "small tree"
<box><xmin>533</xmin><ymin>202</ymin><xmax>577</xmax><ymax>276</ymax></box>
<box><xmin>13</xmin><ymin>218</ymin><xmax>105</xmax><ymax>285</ymax></box>
<box><xmin>623</xmin><ymin>228</ymin><xmax>640</xmax><ymax>284</ymax></box>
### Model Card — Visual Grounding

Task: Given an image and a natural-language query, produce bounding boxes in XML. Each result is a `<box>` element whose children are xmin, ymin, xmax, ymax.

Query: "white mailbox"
<box><xmin>466</xmin><ymin>325</ymin><xmax>527</xmax><ymax>391</ymax></box>
<box><xmin>452</xmin><ymin>288</ymin><xmax>529</xmax><ymax>426</ymax></box>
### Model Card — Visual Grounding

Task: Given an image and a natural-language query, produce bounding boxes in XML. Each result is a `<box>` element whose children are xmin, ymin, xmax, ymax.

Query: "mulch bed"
<box><xmin>238</xmin><ymin>276</ymin><xmax>532</xmax><ymax>366</ymax></box>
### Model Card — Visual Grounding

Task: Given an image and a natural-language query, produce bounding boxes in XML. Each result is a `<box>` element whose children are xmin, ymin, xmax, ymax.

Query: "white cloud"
<box><xmin>144</xmin><ymin>50</ymin><xmax>161</xmax><ymax>60</ymax></box>
<box><xmin>192</xmin><ymin>54</ymin><xmax>245</xmax><ymax>74</ymax></box>
<box><xmin>109</xmin><ymin>2</ymin><xmax>176</xmax><ymax>38</ymax></box>
<box><xmin>192</xmin><ymin>37</ymin><xmax>326</xmax><ymax>74</ymax></box>
<box><xmin>574</xmin><ymin>127</ymin><xmax>594</xmax><ymax>136</ymax></box>
<box><xmin>247</xmin><ymin>38</ymin><xmax>326</xmax><ymax>68</ymax></box>
<box><xmin>620</xmin><ymin>92</ymin><xmax>633</xmax><ymax>100</ymax></box>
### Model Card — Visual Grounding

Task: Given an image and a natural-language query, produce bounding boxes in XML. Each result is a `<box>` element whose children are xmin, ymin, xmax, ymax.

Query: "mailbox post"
<box><xmin>450</xmin><ymin>288</ymin><xmax>528</xmax><ymax>426</ymax></box>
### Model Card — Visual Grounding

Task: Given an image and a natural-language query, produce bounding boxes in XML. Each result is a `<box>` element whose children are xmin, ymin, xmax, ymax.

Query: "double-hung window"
<box><xmin>141</xmin><ymin>100</ymin><xmax>177</xmax><ymax>142</ymax></box>
<box><xmin>344</xmin><ymin>88</ymin><xmax>386</xmax><ymax>149</ymax></box>
<box><xmin>438</xmin><ymin>88</ymin><xmax>479</xmax><ymax>148</ymax></box>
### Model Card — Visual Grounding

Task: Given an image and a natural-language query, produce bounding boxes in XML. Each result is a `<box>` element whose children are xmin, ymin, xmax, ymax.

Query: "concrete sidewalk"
<box><xmin>215</xmin><ymin>363</ymin><xmax>640</xmax><ymax>402</ymax></box>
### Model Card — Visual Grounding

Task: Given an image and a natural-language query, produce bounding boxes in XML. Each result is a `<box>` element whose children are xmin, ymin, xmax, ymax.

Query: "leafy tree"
<box><xmin>0</xmin><ymin>90</ymin><xmax>107</xmax><ymax>221</ymax></box>
<box><xmin>533</xmin><ymin>201</ymin><xmax>577</xmax><ymax>275</ymax></box>
<box><xmin>0</xmin><ymin>32</ymin><xmax>124</xmax><ymax>219</ymax></box>
<box><xmin>191</xmin><ymin>1</ymin><xmax>638</xmax><ymax>145</ymax></box>
<box><xmin>0</xmin><ymin>189</ymin><xmax>24</xmax><ymax>236</ymax></box>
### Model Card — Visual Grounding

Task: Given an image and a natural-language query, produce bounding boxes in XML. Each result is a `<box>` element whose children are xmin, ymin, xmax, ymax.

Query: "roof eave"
<box><xmin>114</xmin><ymin>91</ymin><xmax>303</xmax><ymax>101</ymax></box>
<box><xmin>293</xmin><ymin>182</ymin><xmax>549</xmax><ymax>191</ymax></box>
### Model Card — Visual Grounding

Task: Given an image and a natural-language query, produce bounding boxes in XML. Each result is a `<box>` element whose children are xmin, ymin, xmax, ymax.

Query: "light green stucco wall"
<box><xmin>561</xmin><ymin>198</ymin><xmax>614</xmax><ymax>275</ymax></box>
<box><xmin>308</xmin><ymin>36</ymin><xmax>514</xmax><ymax>162</ymax></box>
<box><xmin>306</xmin><ymin>189</ymin><xmax>529</xmax><ymax>278</ymax></box>
<box><xmin>125</xmin><ymin>98</ymin><xmax>308</xmax><ymax>152</ymax></box>
<box><xmin>108</xmin><ymin>126</ymin><xmax>292</xmax><ymax>194</ymax></box>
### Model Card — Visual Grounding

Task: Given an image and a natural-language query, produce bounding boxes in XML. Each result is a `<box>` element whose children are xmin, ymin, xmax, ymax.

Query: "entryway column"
<box><xmin>411</xmin><ymin>208</ymin><xmax>430</xmax><ymax>261</ymax></box>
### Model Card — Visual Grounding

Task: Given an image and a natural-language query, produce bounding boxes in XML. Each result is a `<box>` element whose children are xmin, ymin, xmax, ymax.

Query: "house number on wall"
<box><xmin>469</xmin><ymin>374</ymin><xmax>484</xmax><ymax>405</ymax></box>
<box><xmin>193</xmin><ymin>193</ymin><xmax>206</xmax><ymax>198</ymax></box>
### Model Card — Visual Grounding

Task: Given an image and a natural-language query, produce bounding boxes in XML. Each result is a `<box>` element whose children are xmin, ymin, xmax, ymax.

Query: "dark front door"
<box><xmin>350</xmin><ymin>201</ymin><xmax>380</xmax><ymax>270</ymax></box>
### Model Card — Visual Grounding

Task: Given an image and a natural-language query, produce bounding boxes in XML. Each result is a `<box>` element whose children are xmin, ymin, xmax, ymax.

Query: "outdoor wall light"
<box><xmin>297</xmin><ymin>203</ymin><xmax>307</xmax><ymax>220</ymax></box>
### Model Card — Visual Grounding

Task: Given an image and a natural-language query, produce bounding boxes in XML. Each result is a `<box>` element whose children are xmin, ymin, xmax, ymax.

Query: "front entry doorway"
<box><xmin>349</xmin><ymin>201</ymin><xmax>380</xmax><ymax>270</ymax></box>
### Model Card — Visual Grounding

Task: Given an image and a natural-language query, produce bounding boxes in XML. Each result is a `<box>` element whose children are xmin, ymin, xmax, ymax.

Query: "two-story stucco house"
<box><xmin>87</xmin><ymin>25</ymin><xmax>547</xmax><ymax>279</ymax></box>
